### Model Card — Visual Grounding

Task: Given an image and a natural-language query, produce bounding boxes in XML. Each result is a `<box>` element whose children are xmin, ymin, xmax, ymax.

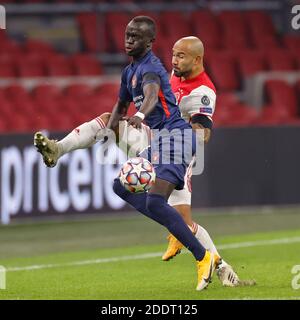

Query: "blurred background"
<box><xmin>0</xmin><ymin>0</ymin><xmax>300</xmax><ymax>225</ymax></box>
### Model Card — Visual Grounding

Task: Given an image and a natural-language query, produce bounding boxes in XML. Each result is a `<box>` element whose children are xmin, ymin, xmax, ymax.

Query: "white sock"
<box><xmin>194</xmin><ymin>224</ymin><xmax>221</xmax><ymax>257</ymax></box>
<box><xmin>57</xmin><ymin>116</ymin><xmax>106</xmax><ymax>158</ymax></box>
<box><xmin>191</xmin><ymin>223</ymin><xmax>229</xmax><ymax>267</ymax></box>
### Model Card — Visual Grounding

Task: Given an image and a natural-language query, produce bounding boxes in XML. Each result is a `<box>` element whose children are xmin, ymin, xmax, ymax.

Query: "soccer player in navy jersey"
<box><xmin>106</xmin><ymin>16</ymin><xmax>216</xmax><ymax>291</ymax></box>
<box><xmin>34</xmin><ymin>16</ymin><xmax>219</xmax><ymax>290</ymax></box>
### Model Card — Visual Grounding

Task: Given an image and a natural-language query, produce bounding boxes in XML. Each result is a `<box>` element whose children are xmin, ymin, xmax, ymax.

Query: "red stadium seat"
<box><xmin>14</xmin><ymin>100</ymin><xmax>36</xmax><ymax>116</ymax></box>
<box><xmin>264</xmin><ymin>80</ymin><xmax>298</xmax><ymax>116</ymax></box>
<box><xmin>160</xmin><ymin>12</ymin><xmax>191</xmax><ymax>45</ymax></box>
<box><xmin>11</xmin><ymin>114</ymin><xmax>33</xmax><ymax>133</ymax></box>
<box><xmin>46</xmin><ymin>55</ymin><xmax>75</xmax><ymax>76</ymax></box>
<box><xmin>1</xmin><ymin>100</ymin><xmax>14</xmax><ymax>119</ymax></box>
<box><xmin>266</xmin><ymin>50</ymin><xmax>296</xmax><ymax>71</ymax></box>
<box><xmin>87</xmin><ymin>88</ymin><xmax>117</xmax><ymax>114</ymax></box>
<box><xmin>0</xmin><ymin>88</ymin><xmax>6</xmax><ymax>102</ymax></box>
<box><xmin>206</xmin><ymin>52</ymin><xmax>240</xmax><ymax>91</ymax></box>
<box><xmin>23</xmin><ymin>40</ymin><xmax>55</xmax><ymax>55</ymax></box>
<box><xmin>159</xmin><ymin>44</ymin><xmax>173</xmax><ymax>73</ymax></box>
<box><xmin>65</xmin><ymin>84</ymin><xmax>93</xmax><ymax>99</ymax></box>
<box><xmin>106</xmin><ymin>12</ymin><xmax>130</xmax><ymax>52</ymax></box>
<box><xmin>0</xmin><ymin>59</ymin><xmax>17</xmax><ymax>77</ymax></box>
<box><xmin>4</xmin><ymin>84</ymin><xmax>32</xmax><ymax>104</ymax></box>
<box><xmin>0</xmin><ymin>41</ymin><xmax>23</xmax><ymax>55</ymax></box>
<box><xmin>238</xmin><ymin>50</ymin><xmax>267</xmax><ymax>77</ymax></box>
<box><xmin>33</xmin><ymin>84</ymin><xmax>62</xmax><ymax>103</ymax></box>
<box><xmin>191</xmin><ymin>11</ymin><xmax>221</xmax><ymax>49</ymax></box>
<box><xmin>94</xmin><ymin>83</ymin><xmax>120</xmax><ymax>97</ymax></box>
<box><xmin>0</xmin><ymin>116</ymin><xmax>8</xmax><ymax>133</ymax></box>
<box><xmin>255</xmin><ymin>105</ymin><xmax>298</xmax><ymax>126</ymax></box>
<box><xmin>283</xmin><ymin>35</ymin><xmax>300</xmax><ymax>52</ymax></box>
<box><xmin>245</xmin><ymin>11</ymin><xmax>279</xmax><ymax>49</ymax></box>
<box><xmin>77</xmin><ymin>13</ymin><xmax>100</xmax><ymax>52</ymax></box>
<box><xmin>215</xmin><ymin>92</ymin><xmax>258</xmax><ymax>127</ymax></box>
<box><xmin>218</xmin><ymin>11</ymin><xmax>250</xmax><ymax>49</ymax></box>
<box><xmin>72</xmin><ymin>54</ymin><xmax>103</xmax><ymax>76</ymax></box>
<box><xmin>0</xmin><ymin>30</ymin><xmax>8</xmax><ymax>43</ymax></box>
<box><xmin>214</xmin><ymin>93</ymin><xmax>240</xmax><ymax>126</ymax></box>
<box><xmin>16</xmin><ymin>55</ymin><xmax>46</xmax><ymax>78</ymax></box>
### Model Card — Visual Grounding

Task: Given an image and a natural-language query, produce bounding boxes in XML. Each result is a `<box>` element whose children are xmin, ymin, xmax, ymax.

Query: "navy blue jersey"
<box><xmin>119</xmin><ymin>51</ymin><xmax>190</xmax><ymax>131</ymax></box>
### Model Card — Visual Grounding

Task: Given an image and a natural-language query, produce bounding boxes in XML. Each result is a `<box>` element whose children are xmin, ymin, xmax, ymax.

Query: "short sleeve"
<box><xmin>140</xmin><ymin>56</ymin><xmax>161</xmax><ymax>79</ymax></box>
<box><xmin>186</xmin><ymin>85</ymin><xmax>216</xmax><ymax>120</ymax></box>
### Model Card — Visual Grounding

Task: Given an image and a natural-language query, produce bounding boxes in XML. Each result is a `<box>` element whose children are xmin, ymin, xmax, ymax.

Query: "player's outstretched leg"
<box><xmin>34</xmin><ymin>132</ymin><xmax>61</xmax><ymax>168</ymax></box>
<box><xmin>34</xmin><ymin>113</ymin><xmax>110</xmax><ymax>167</ymax></box>
<box><xmin>113</xmin><ymin>178</ymin><xmax>217</xmax><ymax>291</ymax></box>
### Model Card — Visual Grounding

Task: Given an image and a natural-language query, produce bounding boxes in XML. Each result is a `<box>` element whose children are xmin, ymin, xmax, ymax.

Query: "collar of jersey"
<box><xmin>180</xmin><ymin>70</ymin><xmax>205</xmax><ymax>83</ymax></box>
<box><xmin>131</xmin><ymin>50</ymin><xmax>152</xmax><ymax>66</ymax></box>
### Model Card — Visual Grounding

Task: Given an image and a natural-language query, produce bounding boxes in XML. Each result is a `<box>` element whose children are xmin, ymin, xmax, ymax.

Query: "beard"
<box><xmin>173</xmin><ymin>68</ymin><xmax>191</xmax><ymax>78</ymax></box>
<box><xmin>173</xmin><ymin>69</ymin><xmax>182</xmax><ymax>77</ymax></box>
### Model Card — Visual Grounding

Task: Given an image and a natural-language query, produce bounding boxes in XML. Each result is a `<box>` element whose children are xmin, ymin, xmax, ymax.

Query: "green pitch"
<box><xmin>0</xmin><ymin>207</ymin><xmax>300</xmax><ymax>300</ymax></box>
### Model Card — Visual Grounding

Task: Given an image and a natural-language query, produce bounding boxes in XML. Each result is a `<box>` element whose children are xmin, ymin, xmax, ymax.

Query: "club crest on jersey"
<box><xmin>174</xmin><ymin>92</ymin><xmax>180</xmax><ymax>104</ymax></box>
<box><xmin>201</xmin><ymin>95</ymin><xmax>210</xmax><ymax>106</ymax></box>
<box><xmin>132</xmin><ymin>74</ymin><xmax>137</xmax><ymax>88</ymax></box>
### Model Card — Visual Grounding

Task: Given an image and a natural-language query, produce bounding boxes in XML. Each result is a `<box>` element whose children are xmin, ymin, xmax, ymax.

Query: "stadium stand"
<box><xmin>0</xmin><ymin>3</ymin><xmax>299</xmax><ymax>132</ymax></box>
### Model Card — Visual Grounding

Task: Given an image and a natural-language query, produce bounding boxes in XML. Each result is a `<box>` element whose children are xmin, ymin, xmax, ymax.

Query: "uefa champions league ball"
<box><xmin>119</xmin><ymin>157</ymin><xmax>156</xmax><ymax>193</ymax></box>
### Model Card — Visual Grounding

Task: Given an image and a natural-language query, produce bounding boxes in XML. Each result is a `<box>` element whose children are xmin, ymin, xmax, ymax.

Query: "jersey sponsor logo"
<box><xmin>199</xmin><ymin>107</ymin><xmax>213</xmax><ymax>114</ymax></box>
<box><xmin>133</xmin><ymin>95</ymin><xmax>144</xmax><ymax>108</ymax></box>
<box><xmin>131</xmin><ymin>74</ymin><xmax>137</xmax><ymax>88</ymax></box>
<box><xmin>201</xmin><ymin>95</ymin><xmax>210</xmax><ymax>106</ymax></box>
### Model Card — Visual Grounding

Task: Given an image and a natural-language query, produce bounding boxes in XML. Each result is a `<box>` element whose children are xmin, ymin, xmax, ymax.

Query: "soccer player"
<box><xmin>163</xmin><ymin>36</ymin><xmax>239</xmax><ymax>286</ymax></box>
<box><xmin>107</xmin><ymin>15</ymin><xmax>218</xmax><ymax>291</ymax></box>
<box><xmin>35</xmin><ymin>16</ymin><xmax>216</xmax><ymax>291</ymax></box>
<box><xmin>35</xmin><ymin>18</ymin><xmax>234</xmax><ymax>288</ymax></box>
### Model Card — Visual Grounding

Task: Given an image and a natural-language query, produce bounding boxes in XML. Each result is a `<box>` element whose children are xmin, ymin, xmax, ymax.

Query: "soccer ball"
<box><xmin>119</xmin><ymin>157</ymin><xmax>156</xmax><ymax>193</ymax></box>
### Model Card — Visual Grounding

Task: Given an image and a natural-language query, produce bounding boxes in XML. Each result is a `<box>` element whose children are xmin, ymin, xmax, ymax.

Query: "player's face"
<box><xmin>125</xmin><ymin>22</ymin><xmax>151</xmax><ymax>58</ymax></box>
<box><xmin>172</xmin><ymin>45</ymin><xmax>195</xmax><ymax>78</ymax></box>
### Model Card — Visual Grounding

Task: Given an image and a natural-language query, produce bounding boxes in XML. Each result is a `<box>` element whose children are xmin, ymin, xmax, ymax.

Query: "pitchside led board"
<box><xmin>1</xmin><ymin>127</ymin><xmax>300</xmax><ymax>225</ymax></box>
<box><xmin>0</xmin><ymin>133</ymin><xmax>128</xmax><ymax>225</ymax></box>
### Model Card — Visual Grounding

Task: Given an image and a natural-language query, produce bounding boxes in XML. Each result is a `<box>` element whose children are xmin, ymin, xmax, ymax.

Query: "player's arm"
<box><xmin>191</xmin><ymin>115</ymin><xmax>212</xmax><ymax>144</ymax></box>
<box><xmin>108</xmin><ymin>67</ymin><xmax>132</xmax><ymax>132</ymax></box>
<box><xmin>107</xmin><ymin>99</ymin><xmax>130</xmax><ymax>132</ymax></box>
<box><xmin>127</xmin><ymin>73</ymin><xmax>161</xmax><ymax>129</ymax></box>
<box><xmin>188</xmin><ymin>87</ymin><xmax>216</xmax><ymax>144</ymax></box>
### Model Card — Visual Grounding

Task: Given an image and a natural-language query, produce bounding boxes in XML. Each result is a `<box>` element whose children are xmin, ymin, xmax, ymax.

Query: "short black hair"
<box><xmin>131</xmin><ymin>16</ymin><xmax>156</xmax><ymax>40</ymax></box>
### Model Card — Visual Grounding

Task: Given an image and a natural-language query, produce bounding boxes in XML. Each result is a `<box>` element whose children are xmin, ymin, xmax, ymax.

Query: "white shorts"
<box><xmin>119</xmin><ymin>120</ymin><xmax>193</xmax><ymax>206</ymax></box>
<box><xmin>168</xmin><ymin>157</ymin><xmax>193</xmax><ymax>206</ymax></box>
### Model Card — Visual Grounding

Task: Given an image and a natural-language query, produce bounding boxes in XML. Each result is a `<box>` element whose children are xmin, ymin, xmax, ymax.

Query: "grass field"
<box><xmin>0</xmin><ymin>207</ymin><xmax>300</xmax><ymax>300</ymax></box>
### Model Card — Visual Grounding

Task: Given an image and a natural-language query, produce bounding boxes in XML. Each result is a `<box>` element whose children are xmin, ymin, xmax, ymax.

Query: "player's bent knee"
<box><xmin>99</xmin><ymin>112</ymin><xmax>111</xmax><ymax>125</ymax></box>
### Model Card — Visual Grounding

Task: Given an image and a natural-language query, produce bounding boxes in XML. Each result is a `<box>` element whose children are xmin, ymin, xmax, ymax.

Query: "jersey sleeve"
<box><xmin>185</xmin><ymin>85</ymin><xmax>216</xmax><ymax>121</ymax></box>
<box><xmin>140</xmin><ymin>57</ymin><xmax>161</xmax><ymax>80</ymax></box>
<box><xmin>119</xmin><ymin>68</ymin><xmax>133</xmax><ymax>102</ymax></box>
<box><xmin>141</xmin><ymin>72</ymin><xmax>161</xmax><ymax>88</ymax></box>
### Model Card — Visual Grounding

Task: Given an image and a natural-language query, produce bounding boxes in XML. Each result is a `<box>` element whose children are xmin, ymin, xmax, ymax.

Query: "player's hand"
<box><xmin>127</xmin><ymin>116</ymin><xmax>143</xmax><ymax>129</ymax></box>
